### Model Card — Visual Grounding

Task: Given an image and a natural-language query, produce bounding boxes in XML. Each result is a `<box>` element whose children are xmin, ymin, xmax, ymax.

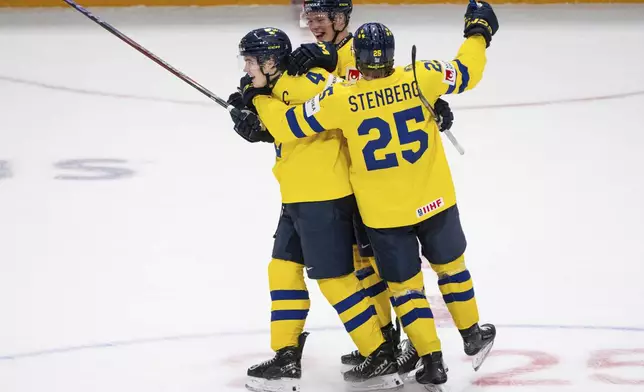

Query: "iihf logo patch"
<box><xmin>416</xmin><ymin>197</ymin><xmax>444</xmax><ymax>218</ymax></box>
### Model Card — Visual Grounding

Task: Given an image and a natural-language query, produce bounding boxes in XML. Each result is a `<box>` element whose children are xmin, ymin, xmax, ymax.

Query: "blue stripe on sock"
<box><xmin>334</xmin><ymin>290</ymin><xmax>367</xmax><ymax>314</ymax></box>
<box><xmin>344</xmin><ymin>305</ymin><xmax>377</xmax><ymax>333</ymax></box>
<box><xmin>400</xmin><ymin>307</ymin><xmax>434</xmax><ymax>327</ymax></box>
<box><xmin>437</xmin><ymin>270</ymin><xmax>471</xmax><ymax>286</ymax></box>
<box><xmin>392</xmin><ymin>292</ymin><xmax>426</xmax><ymax>307</ymax></box>
<box><xmin>443</xmin><ymin>288</ymin><xmax>475</xmax><ymax>304</ymax></box>
<box><xmin>271</xmin><ymin>309</ymin><xmax>309</xmax><ymax>321</ymax></box>
<box><xmin>356</xmin><ymin>267</ymin><xmax>375</xmax><ymax>281</ymax></box>
<box><xmin>270</xmin><ymin>290</ymin><xmax>310</xmax><ymax>301</ymax></box>
<box><xmin>365</xmin><ymin>281</ymin><xmax>387</xmax><ymax>298</ymax></box>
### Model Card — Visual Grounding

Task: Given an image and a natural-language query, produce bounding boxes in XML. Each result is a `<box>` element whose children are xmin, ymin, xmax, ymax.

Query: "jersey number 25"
<box><xmin>358</xmin><ymin>106</ymin><xmax>428</xmax><ymax>171</ymax></box>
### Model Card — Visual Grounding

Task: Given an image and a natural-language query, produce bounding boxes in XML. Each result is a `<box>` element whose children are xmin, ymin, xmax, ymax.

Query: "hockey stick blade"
<box><xmin>61</xmin><ymin>0</ymin><xmax>240</xmax><ymax>117</ymax></box>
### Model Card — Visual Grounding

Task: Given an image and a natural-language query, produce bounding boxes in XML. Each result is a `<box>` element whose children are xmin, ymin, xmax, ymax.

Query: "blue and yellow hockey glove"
<box><xmin>286</xmin><ymin>41</ymin><xmax>338</xmax><ymax>76</ymax></box>
<box><xmin>464</xmin><ymin>1</ymin><xmax>499</xmax><ymax>48</ymax></box>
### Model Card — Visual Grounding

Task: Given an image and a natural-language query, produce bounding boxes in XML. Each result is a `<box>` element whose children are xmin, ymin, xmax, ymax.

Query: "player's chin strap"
<box><xmin>331</xmin><ymin>14</ymin><xmax>351</xmax><ymax>48</ymax></box>
<box><xmin>265</xmin><ymin>70</ymin><xmax>280</xmax><ymax>88</ymax></box>
<box><xmin>411</xmin><ymin>45</ymin><xmax>465</xmax><ymax>156</ymax></box>
<box><xmin>263</xmin><ymin>62</ymin><xmax>284</xmax><ymax>90</ymax></box>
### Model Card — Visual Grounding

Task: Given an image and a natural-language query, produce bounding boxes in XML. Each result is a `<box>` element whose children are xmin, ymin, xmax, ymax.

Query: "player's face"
<box><xmin>241</xmin><ymin>56</ymin><xmax>264</xmax><ymax>87</ymax></box>
<box><xmin>241</xmin><ymin>55</ymin><xmax>273</xmax><ymax>88</ymax></box>
<box><xmin>306</xmin><ymin>11</ymin><xmax>335</xmax><ymax>42</ymax></box>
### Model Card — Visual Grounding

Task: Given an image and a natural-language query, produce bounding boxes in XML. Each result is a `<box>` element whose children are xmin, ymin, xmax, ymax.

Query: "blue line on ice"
<box><xmin>1</xmin><ymin>323</ymin><xmax>643</xmax><ymax>362</ymax></box>
<box><xmin>1</xmin><ymin>74</ymin><xmax>643</xmax><ymax>111</ymax></box>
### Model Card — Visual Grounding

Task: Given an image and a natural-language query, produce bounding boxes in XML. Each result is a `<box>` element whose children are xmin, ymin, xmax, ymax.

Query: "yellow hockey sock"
<box><xmin>352</xmin><ymin>244</ymin><xmax>369</xmax><ymax>272</ymax></box>
<box><xmin>389</xmin><ymin>271</ymin><xmax>441</xmax><ymax>356</ymax></box>
<box><xmin>268</xmin><ymin>258</ymin><xmax>310</xmax><ymax>352</ymax></box>
<box><xmin>431</xmin><ymin>255</ymin><xmax>480</xmax><ymax>330</ymax></box>
<box><xmin>355</xmin><ymin>255</ymin><xmax>393</xmax><ymax>328</ymax></box>
<box><xmin>318</xmin><ymin>273</ymin><xmax>384</xmax><ymax>357</ymax></box>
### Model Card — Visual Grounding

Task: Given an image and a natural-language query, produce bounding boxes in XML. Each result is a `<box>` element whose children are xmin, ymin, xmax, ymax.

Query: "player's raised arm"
<box><xmin>252</xmin><ymin>85</ymin><xmax>342</xmax><ymax>143</ymax></box>
<box><xmin>415</xmin><ymin>1</ymin><xmax>498</xmax><ymax>100</ymax></box>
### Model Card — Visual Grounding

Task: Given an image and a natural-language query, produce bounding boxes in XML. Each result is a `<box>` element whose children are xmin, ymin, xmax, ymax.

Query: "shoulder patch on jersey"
<box><xmin>345</xmin><ymin>68</ymin><xmax>361</xmax><ymax>83</ymax></box>
<box><xmin>440</xmin><ymin>61</ymin><xmax>457</xmax><ymax>86</ymax></box>
<box><xmin>304</xmin><ymin>95</ymin><xmax>321</xmax><ymax>117</ymax></box>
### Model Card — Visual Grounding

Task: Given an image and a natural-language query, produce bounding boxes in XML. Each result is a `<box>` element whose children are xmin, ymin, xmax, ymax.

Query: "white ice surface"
<box><xmin>1</xmin><ymin>4</ymin><xmax>643</xmax><ymax>392</ymax></box>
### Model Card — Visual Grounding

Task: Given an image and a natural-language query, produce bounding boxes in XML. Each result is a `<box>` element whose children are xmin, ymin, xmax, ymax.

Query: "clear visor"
<box><xmin>304</xmin><ymin>11</ymin><xmax>333</xmax><ymax>28</ymax></box>
<box><xmin>237</xmin><ymin>55</ymin><xmax>261</xmax><ymax>73</ymax></box>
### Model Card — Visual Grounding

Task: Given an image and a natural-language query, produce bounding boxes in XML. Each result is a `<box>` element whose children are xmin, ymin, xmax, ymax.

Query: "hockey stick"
<box><xmin>410</xmin><ymin>45</ymin><xmax>465</xmax><ymax>156</ymax></box>
<box><xmin>61</xmin><ymin>0</ymin><xmax>241</xmax><ymax>118</ymax></box>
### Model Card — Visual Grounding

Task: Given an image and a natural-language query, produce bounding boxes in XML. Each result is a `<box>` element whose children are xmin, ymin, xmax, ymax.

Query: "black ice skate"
<box><xmin>461</xmin><ymin>323</ymin><xmax>496</xmax><ymax>371</ymax></box>
<box><xmin>396</xmin><ymin>339</ymin><xmax>422</xmax><ymax>381</ymax></box>
<box><xmin>343</xmin><ymin>342</ymin><xmax>403</xmax><ymax>391</ymax></box>
<box><xmin>415</xmin><ymin>351</ymin><xmax>448</xmax><ymax>392</ymax></box>
<box><xmin>341</xmin><ymin>322</ymin><xmax>401</xmax><ymax>366</ymax></box>
<box><xmin>245</xmin><ymin>332</ymin><xmax>309</xmax><ymax>392</ymax></box>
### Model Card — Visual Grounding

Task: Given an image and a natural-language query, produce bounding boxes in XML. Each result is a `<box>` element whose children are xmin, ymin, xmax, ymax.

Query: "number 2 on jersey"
<box><xmin>358</xmin><ymin>106</ymin><xmax>428</xmax><ymax>171</ymax></box>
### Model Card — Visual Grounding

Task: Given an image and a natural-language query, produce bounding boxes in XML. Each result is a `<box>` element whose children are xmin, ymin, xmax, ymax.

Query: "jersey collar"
<box><xmin>335</xmin><ymin>33</ymin><xmax>353</xmax><ymax>50</ymax></box>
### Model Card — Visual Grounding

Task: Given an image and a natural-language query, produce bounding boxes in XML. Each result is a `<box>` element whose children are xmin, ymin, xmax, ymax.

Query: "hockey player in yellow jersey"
<box><xmin>291</xmin><ymin>0</ymin><xmax>460</xmax><ymax>371</ymax></box>
<box><xmin>298</xmin><ymin>0</ymin><xmax>359</xmax><ymax>82</ymax></box>
<box><xmin>292</xmin><ymin>0</ymin><xmax>404</xmax><ymax>364</ymax></box>
<box><xmin>236</xmin><ymin>2</ymin><xmax>500</xmax><ymax>387</ymax></box>
<box><xmin>226</xmin><ymin>27</ymin><xmax>403</xmax><ymax>392</ymax></box>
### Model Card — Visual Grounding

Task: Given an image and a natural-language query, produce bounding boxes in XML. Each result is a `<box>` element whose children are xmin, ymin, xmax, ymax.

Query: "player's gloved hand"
<box><xmin>434</xmin><ymin>98</ymin><xmax>454</xmax><ymax>132</ymax></box>
<box><xmin>230</xmin><ymin>109</ymin><xmax>275</xmax><ymax>144</ymax></box>
<box><xmin>239</xmin><ymin>74</ymin><xmax>272</xmax><ymax>109</ymax></box>
<box><xmin>464</xmin><ymin>1</ymin><xmax>499</xmax><ymax>48</ymax></box>
<box><xmin>286</xmin><ymin>41</ymin><xmax>338</xmax><ymax>76</ymax></box>
<box><xmin>227</xmin><ymin>90</ymin><xmax>248</xmax><ymax>125</ymax></box>
<box><xmin>227</xmin><ymin>91</ymin><xmax>243</xmax><ymax>110</ymax></box>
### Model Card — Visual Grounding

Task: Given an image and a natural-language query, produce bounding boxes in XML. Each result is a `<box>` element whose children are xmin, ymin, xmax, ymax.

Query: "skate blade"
<box><xmin>245</xmin><ymin>376</ymin><xmax>300</xmax><ymax>392</ymax></box>
<box><xmin>472</xmin><ymin>338</ymin><xmax>495</xmax><ymax>371</ymax></box>
<box><xmin>399</xmin><ymin>359</ymin><xmax>424</xmax><ymax>383</ymax></box>
<box><xmin>400</xmin><ymin>366</ymin><xmax>422</xmax><ymax>383</ymax></box>
<box><xmin>404</xmin><ymin>360</ymin><xmax>449</xmax><ymax>384</ymax></box>
<box><xmin>423</xmin><ymin>384</ymin><xmax>448</xmax><ymax>392</ymax></box>
<box><xmin>346</xmin><ymin>373</ymin><xmax>404</xmax><ymax>391</ymax></box>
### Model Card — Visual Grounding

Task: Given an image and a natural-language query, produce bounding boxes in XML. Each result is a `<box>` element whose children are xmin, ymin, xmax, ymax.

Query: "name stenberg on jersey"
<box><xmin>348</xmin><ymin>81</ymin><xmax>420</xmax><ymax>112</ymax></box>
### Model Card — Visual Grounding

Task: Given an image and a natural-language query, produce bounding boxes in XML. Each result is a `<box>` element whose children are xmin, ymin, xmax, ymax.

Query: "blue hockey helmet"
<box><xmin>353</xmin><ymin>23</ymin><xmax>395</xmax><ymax>75</ymax></box>
<box><xmin>238</xmin><ymin>27</ymin><xmax>292</xmax><ymax>71</ymax></box>
<box><xmin>303</xmin><ymin>0</ymin><xmax>353</xmax><ymax>18</ymax></box>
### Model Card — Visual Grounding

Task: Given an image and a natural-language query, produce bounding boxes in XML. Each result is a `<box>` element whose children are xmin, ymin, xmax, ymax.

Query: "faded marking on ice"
<box><xmin>0</xmin><ymin>160</ymin><xmax>11</xmax><ymax>180</ymax></box>
<box><xmin>54</xmin><ymin>159</ymin><xmax>135</xmax><ymax>180</ymax></box>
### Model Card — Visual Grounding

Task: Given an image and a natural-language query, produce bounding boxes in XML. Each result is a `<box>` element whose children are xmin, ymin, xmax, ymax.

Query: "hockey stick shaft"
<box><xmin>62</xmin><ymin>0</ymin><xmax>238</xmax><ymax>115</ymax></box>
<box><xmin>411</xmin><ymin>45</ymin><xmax>465</xmax><ymax>155</ymax></box>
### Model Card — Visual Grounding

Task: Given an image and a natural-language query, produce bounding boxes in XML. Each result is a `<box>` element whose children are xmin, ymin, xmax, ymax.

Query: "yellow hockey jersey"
<box><xmin>268</xmin><ymin>68</ymin><xmax>350</xmax><ymax>203</ymax></box>
<box><xmin>334</xmin><ymin>34</ymin><xmax>361</xmax><ymax>83</ymax></box>
<box><xmin>254</xmin><ymin>36</ymin><xmax>488</xmax><ymax>228</ymax></box>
